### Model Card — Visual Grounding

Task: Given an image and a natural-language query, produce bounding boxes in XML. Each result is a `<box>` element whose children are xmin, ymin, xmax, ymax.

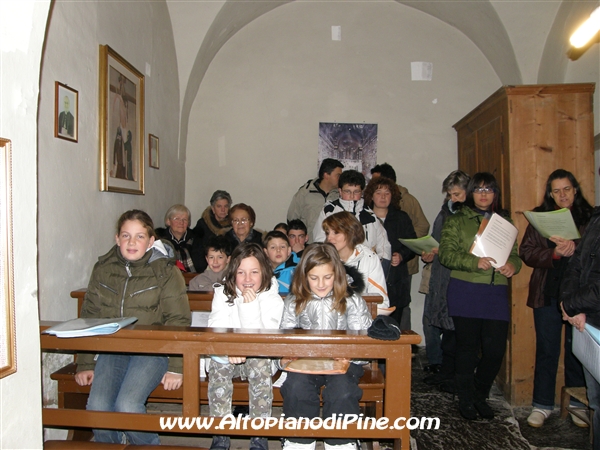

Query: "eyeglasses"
<box><xmin>341</xmin><ymin>189</ymin><xmax>362</xmax><ymax>198</ymax></box>
<box><xmin>232</xmin><ymin>218</ymin><xmax>249</xmax><ymax>225</ymax></box>
<box><xmin>473</xmin><ymin>187</ymin><xmax>494</xmax><ymax>194</ymax></box>
<box><xmin>171</xmin><ymin>217</ymin><xmax>189</xmax><ymax>223</ymax></box>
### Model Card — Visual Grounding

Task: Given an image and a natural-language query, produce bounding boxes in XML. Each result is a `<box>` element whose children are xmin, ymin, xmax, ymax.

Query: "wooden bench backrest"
<box><xmin>70</xmin><ymin>289</ymin><xmax>383</xmax><ymax>320</ymax></box>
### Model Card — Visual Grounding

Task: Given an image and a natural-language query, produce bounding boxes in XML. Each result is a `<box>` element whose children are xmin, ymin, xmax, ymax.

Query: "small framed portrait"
<box><xmin>99</xmin><ymin>45</ymin><xmax>145</xmax><ymax>195</ymax></box>
<box><xmin>54</xmin><ymin>82</ymin><xmax>78</xmax><ymax>142</ymax></box>
<box><xmin>149</xmin><ymin>134</ymin><xmax>159</xmax><ymax>169</ymax></box>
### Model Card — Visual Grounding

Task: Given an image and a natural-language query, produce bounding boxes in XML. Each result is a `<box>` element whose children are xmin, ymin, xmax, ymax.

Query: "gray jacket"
<box><xmin>280</xmin><ymin>292</ymin><xmax>373</xmax><ymax>331</ymax></box>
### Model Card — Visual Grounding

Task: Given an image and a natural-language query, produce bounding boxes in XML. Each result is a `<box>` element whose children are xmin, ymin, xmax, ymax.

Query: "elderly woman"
<box><xmin>421</xmin><ymin>170</ymin><xmax>470</xmax><ymax>387</ymax></box>
<box><xmin>363</xmin><ymin>176</ymin><xmax>416</xmax><ymax>325</ymax></box>
<box><xmin>155</xmin><ymin>204</ymin><xmax>204</xmax><ymax>273</ymax></box>
<box><xmin>193</xmin><ymin>190</ymin><xmax>232</xmax><ymax>273</ymax></box>
<box><xmin>224</xmin><ymin>203</ymin><xmax>263</xmax><ymax>250</ymax></box>
<box><xmin>194</xmin><ymin>190</ymin><xmax>232</xmax><ymax>247</ymax></box>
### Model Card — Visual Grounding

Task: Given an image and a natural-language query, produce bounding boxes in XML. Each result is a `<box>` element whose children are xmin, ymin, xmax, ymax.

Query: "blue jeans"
<box><xmin>532</xmin><ymin>298</ymin><xmax>585</xmax><ymax>410</ymax></box>
<box><xmin>87</xmin><ymin>354</ymin><xmax>168</xmax><ymax>445</ymax></box>
<box><xmin>583</xmin><ymin>367</ymin><xmax>600</xmax><ymax>450</ymax></box>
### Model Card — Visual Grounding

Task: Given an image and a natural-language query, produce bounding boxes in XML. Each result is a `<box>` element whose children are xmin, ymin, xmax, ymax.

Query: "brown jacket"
<box><xmin>398</xmin><ymin>185</ymin><xmax>430</xmax><ymax>275</ymax></box>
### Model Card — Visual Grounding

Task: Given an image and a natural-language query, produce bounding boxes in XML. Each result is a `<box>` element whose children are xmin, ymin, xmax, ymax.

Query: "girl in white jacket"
<box><xmin>207</xmin><ymin>243</ymin><xmax>284</xmax><ymax>450</ymax></box>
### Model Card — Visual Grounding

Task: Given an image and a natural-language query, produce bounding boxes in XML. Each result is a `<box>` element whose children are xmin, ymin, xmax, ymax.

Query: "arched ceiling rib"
<box><xmin>538</xmin><ymin>0</ymin><xmax>599</xmax><ymax>83</ymax></box>
<box><xmin>177</xmin><ymin>0</ymin><xmax>537</xmax><ymax>159</ymax></box>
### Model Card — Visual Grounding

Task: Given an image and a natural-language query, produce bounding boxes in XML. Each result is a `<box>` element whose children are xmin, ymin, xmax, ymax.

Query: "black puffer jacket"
<box><xmin>561</xmin><ymin>207</ymin><xmax>600</xmax><ymax>328</ymax></box>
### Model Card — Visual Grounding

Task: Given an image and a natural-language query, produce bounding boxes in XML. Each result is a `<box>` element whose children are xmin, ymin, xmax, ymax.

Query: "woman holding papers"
<box><xmin>439</xmin><ymin>172</ymin><xmax>521</xmax><ymax>421</ymax></box>
<box><xmin>421</xmin><ymin>170</ymin><xmax>470</xmax><ymax>390</ymax></box>
<box><xmin>519</xmin><ymin>169</ymin><xmax>593</xmax><ymax>428</ymax></box>
<box><xmin>364</xmin><ymin>176</ymin><xmax>416</xmax><ymax>325</ymax></box>
<box><xmin>74</xmin><ymin>210</ymin><xmax>191</xmax><ymax>445</ymax></box>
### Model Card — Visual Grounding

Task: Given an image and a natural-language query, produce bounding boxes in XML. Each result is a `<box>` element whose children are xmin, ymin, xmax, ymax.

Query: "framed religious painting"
<box><xmin>54</xmin><ymin>82</ymin><xmax>78</xmax><ymax>142</ymax></box>
<box><xmin>98</xmin><ymin>45</ymin><xmax>145</xmax><ymax>194</ymax></box>
<box><xmin>149</xmin><ymin>134</ymin><xmax>159</xmax><ymax>169</ymax></box>
<box><xmin>0</xmin><ymin>138</ymin><xmax>16</xmax><ymax>379</ymax></box>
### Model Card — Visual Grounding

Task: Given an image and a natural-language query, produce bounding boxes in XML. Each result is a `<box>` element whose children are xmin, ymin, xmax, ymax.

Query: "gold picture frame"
<box><xmin>0</xmin><ymin>138</ymin><xmax>16</xmax><ymax>379</ymax></box>
<box><xmin>149</xmin><ymin>134</ymin><xmax>159</xmax><ymax>169</ymax></box>
<box><xmin>54</xmin><ymin>82</ymin><xmax>78</xmax><ymax>142</ymax></box>
<box><xmin>99</xmin><ymin>45</ymin><xmax>145</xmax><ymax>194</ymax></box>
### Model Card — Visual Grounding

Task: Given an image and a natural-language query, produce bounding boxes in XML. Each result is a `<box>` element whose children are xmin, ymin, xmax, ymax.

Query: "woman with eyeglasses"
<box><xmin>155</xmin><ymin>204</ymin><xmax>204</xmax><ymax>273</ymax></box>
<box><xmin>438</xmin><ymin>172</ymin><xmax>521</xmax><ymax>421</ymax></box>
<box><xmin>519</xmin><ymin>169</ymin><xmax>594</xmax><ymax>428</ymax></box>
<box><xmin>225</xmin><ymin>203</ymin><xmax>264</xmax><ymax>251</ymax></box>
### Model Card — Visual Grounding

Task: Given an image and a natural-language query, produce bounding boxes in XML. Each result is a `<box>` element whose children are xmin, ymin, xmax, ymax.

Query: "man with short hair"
<box><xmin>312</xmin><ymin>170</ymin><xmax>391</xmax><ymax>262</ymax></box>
<box><xmin>287</xmin><ymin>158</ymin><xmax>343</xmax><ymax>243</ymax></box>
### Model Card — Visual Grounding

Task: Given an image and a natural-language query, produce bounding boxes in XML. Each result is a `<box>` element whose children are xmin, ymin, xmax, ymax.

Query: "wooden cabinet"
<box><xmin>453</xmin><ymin>83</ymin><xmax>595</xmax><ymax>406</ymax></box>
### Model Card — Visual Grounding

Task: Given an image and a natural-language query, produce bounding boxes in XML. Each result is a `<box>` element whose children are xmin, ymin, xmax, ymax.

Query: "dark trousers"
<box><xmin>583</xmin><ymin>367</ymin><xmax>600</xmax><ymax>450</ymax></box>
<box><xmin>532</xmin><ymin>297</ymin><xmax>586</xmax><ymax>409</ymax></box>
<box><xmin>281</xmin><ymin>363</ymin><xmax>364</xmax><ymax>445</ymax></box>
<box><xmin>439</xmin><ymin>329</ymin><xmax>456</xmax><ymax>380</ymax></box>
<box><xmin>453</xmin><ymin>316</ymin><xmax>508</xmax><ymax>401</ymax></box>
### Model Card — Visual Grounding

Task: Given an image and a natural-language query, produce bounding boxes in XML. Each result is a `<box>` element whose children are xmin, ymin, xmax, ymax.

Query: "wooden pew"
<box><xmin>42</xmin><ymin>323</ymin><xmax>420</xmax><ymax>450</ymax></box>
<box><xmin>50</xmin><ymin>290</ymin><xmax>393</xmax><ymax>441</ymax></box>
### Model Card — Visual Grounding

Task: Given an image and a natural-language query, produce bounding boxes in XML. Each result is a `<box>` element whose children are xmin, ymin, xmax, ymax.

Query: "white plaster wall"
<box><xmin>0</xmin><ymin>1</ymin><xmax>49</xmax><ymax>448</ymax></box>
<box><xmin>184</xmin><ymin>1</ymin><xmax>500</xmax><ymax>340</ymax></box>
<box><xmin>38</xmin><ymin>0</ymin><xmax>182</xmax><ymax>321</ymax></box>
<box><xmin>166</xmin><ymin>0</ymin><xmax>226</xmax><ymax>110</ymax></box>
<box><xmin>37</xmin><ymin>0</ymin><xmax>183</xmax><ymax>414</ymax></box>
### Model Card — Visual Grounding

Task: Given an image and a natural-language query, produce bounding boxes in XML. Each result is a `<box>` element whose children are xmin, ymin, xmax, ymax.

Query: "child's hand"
<box><xmin>162</xmin><ymin>372</ymin><xmax>183</xmax><ymax>391</ymax></box>
<box><xmin>241</xmin><ymin>288</ymin><xmax>257</xmax><ymax>303</ymax></box>
<box><xmin>74</xmin><ymin>370</ymin><xmax>94</xmax><ymax>386</ymax></box>
<box><xmin>228</xmin><ymin>356</ymin><xmax>247</xmax><ymax>364</ymax></box>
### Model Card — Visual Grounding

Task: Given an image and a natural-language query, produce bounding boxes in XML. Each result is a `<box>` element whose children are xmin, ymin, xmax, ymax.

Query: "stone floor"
<box><xmin>154</xmin><ymin>348</ymin><xmax>592</xmax><ymax>450</ymax></box>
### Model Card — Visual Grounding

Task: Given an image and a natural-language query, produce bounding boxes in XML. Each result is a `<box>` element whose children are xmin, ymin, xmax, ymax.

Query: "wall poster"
<box><xmin>318</xmin><ymin>123</ymin><xmax>378</xmax><ymax>178</ymax></box>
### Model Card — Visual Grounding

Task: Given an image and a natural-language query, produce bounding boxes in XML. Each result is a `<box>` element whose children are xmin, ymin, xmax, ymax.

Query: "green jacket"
<box><xmin>438</xmin><ymin>206</ymin><xmax>521</xmax><ymax>286</ymax></box>
<box><xmin>76</xmin><ymin>240</ymin><xmax>191</xmax><ymax>373</ymax></box>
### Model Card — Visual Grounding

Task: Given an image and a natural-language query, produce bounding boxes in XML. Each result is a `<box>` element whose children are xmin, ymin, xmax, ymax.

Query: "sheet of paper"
<box><xmin>398</xmin><ymin>235</ymin><xmax>439</xmax><ymax>254</ymax></box>
<box><xmin>470</xmin><ymin>213</ymin><xmax>518</xmax><ymax>268</ymax></box>
<box><xmin>191</xmin><ymin>311</ymin><xmax>210</xmax><ymax>327</ymax></box>
<box><xmin>42</xmin><ymin>317</ymin><xmax>138</xmax><ymax>338</ymax></box>
<box><xmin>523</xmin><ymin>208</ymin><xmax>580</xmax><ymax>240</ymax></box>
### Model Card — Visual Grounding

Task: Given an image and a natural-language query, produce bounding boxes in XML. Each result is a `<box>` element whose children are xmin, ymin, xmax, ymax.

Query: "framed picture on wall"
<box><xmin>0</xmin><ymin>138</ymin><xmax>16</xmax><ymax>379</ymax></box>
<box><xmin>54</xmin><ymin>82</ymin><xmax>78</xmax><ymax>142</ymax></box>
<box><xmin>99</xmin><ymin>45</ymin><xmax>145</xmax><ymax>195</ymax></box>
<box><xmin>149</xmin><ymin>134</ymin><xmax>159</xmax><ymax>169</ymax></box>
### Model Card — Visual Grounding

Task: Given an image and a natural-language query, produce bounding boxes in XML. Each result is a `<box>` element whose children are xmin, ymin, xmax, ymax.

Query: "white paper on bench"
<box><xmin>192</xmin><ymin>311</ymin><xmax>210</xmax><ymax>377</ymax></box>
<box><xmin>42</xmin><ymin>317</ymin><xmax>138</xmax><ymax>338</ymax></box>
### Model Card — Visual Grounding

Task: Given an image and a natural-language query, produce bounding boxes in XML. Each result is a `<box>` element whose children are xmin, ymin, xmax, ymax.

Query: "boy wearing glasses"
<box><xmin>312</xmin><ymin>170</ymin><xmax>391</xmax><ymax>263</ymax></box>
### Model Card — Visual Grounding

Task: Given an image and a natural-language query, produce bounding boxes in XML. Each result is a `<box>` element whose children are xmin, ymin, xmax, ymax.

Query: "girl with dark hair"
<box><xmin>519</xmin><ymin>169</ymin><xmax>594</xmax><ymax>427</ymax></box>
<box><xmin>439</xmin><ymin>172</ymin><xmax>522</xmax><ymax>421</ymax></box>
<box><xmin>207</xmin><ymin>243</ymin><xmax>283</xmax><ymax>450</ymax></box>
<box><xmin>75</xmin><ymin>210</ymin><xmax>190</xmax><ymax>445</ymax></box>
<box><xmin>279</xmin><ymin>243</ymin><xmax>372</xmax><ymax>450</ymax></box>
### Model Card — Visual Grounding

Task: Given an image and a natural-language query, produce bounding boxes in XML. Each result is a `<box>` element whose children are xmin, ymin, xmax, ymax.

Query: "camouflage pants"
<box><xmin>208</xmin><ymin>357</ymin><xmax>273</xmax><ymax>418</ymax></box>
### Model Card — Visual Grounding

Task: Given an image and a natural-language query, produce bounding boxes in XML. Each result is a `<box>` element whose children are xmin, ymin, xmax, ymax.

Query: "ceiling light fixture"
<box><xmin>570</xmin><ymin>6</ymin><xmax>600</xmax><ymax>48</ymax></box>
